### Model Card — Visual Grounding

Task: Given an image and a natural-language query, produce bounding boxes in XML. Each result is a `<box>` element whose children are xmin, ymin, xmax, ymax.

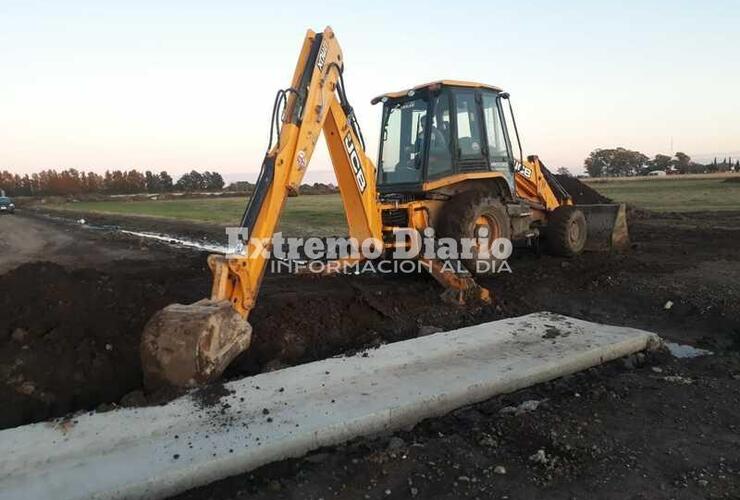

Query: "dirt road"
<box><xmin>0</xmin><ymin>214</ymin><xmax>82</xmax><ymax>273</ymax></box>
<box><xmin>1</xmin><ymin>209</ymin><xmax>739</xmax><ymax>499</ymax></box>
<box><xmin>0</xmin><ymin>213</ymin><xmax>157</xmax><ymax>273</ymax></box>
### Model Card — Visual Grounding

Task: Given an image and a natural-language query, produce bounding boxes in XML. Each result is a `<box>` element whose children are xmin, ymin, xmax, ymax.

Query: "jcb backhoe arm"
<box><xmin>141</xmin><ymin>27</ymin><xmax>382</xmax><ymax>388</ymax></box>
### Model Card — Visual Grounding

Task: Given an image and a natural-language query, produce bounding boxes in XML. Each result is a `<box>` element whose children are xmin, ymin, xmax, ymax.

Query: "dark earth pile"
<box><xmin>0</xmin><ymin>258</ymin><xmax>209</xmax><ymax>428</ymax></box>
<box><xmin>0</xmin><ymin>253</ymin><xmax>498</xmax><ymax>429</ymax></box>
<box><xmin>554</xmin><ymin>175</ymin><xmax>612</xmax><ymax>204</ymax></box>
<box><xmin>229</xmin><ymin>272</ymin><xmax>499</xmax><ymax>377</ymax></box>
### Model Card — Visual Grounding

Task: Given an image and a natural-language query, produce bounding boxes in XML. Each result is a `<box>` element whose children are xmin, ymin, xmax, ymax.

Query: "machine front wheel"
<box><xmin>545</xmin><ymin>206</ymin><xmax>588</xmax><ymax>257</ymax></box>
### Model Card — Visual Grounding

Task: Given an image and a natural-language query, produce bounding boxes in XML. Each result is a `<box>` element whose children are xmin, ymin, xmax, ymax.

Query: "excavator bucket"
<box><xmin>578</xmin><ymin>203</ymin><xmax>630</xmax><ymax>251</ymax></box>
<box><xmin>140</xmin><ymin>300</ymin><xmax>252</xmax><ymax>389</ymax></box>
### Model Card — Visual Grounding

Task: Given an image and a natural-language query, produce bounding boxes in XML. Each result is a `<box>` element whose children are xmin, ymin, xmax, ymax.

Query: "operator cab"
<box><xmin>372</xmin><ymin>81</ymin><xmax>519</xmax><ymax>195</ymax></box>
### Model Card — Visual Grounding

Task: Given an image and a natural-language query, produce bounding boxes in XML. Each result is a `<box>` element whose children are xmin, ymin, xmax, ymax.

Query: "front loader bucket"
<box><xmin>578</xmin><ymin>203</ymin><xmax>630</xmax><ymax>251</ymax></box>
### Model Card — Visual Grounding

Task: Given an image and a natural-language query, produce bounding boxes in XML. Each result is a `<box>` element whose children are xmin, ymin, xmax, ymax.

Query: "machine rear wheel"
<box><xmin>438</xmin><ymin>191</ymin><xmax>512</xmax><ymax>276</ymax></box>
<box><xmin>545</xmin><ymin>206</ymin><xmax>587</xmax><ymax>257</ymax></box>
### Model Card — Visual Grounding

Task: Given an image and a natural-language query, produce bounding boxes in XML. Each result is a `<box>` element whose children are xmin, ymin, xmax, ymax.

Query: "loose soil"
<box><xmin>554</xmin><ymin>174</ymin><xmax>612</xmax><ymax>204</ymax></box>
<box><xmin>1</xmin><ymin>205</ymin><xmax>739</xmax><ymax>499</ymax></box>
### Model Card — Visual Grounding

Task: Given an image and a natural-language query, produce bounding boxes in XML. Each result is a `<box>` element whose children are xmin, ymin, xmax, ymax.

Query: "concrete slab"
<box><xmin>0</xmin><ymin>312</ymin><xmax>661</xmax><ymax>500</ymax></box>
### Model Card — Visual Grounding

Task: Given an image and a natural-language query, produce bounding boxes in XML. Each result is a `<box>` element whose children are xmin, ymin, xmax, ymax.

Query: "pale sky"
<box><xmin>1</xmin><ymin>0</ymin><xmax>739</xmax><ymax>182</ymax></box>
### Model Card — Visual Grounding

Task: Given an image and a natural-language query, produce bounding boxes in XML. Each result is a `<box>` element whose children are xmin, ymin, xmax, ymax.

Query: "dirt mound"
<box><xmin>722</xmin><ymin>176</ymin><xmax>740</xmax><ymax>183</ymax></box>
<box><xmin>229</xmin><ymin>272</ymin><xmax>496</xmax><ymax>377</ymax></box>
<box><xmin>0</xmin><ymin>259</ymin><xmax>209</xmax><ymax>429</ymax></box>
<box><xmin>554</xmin><ymin>175</ymin><xmax>612</xmax><ymax>204</ymax></box>
<box><xmin>0</xmin><ymin>256</ymin><xmax>497</xmax><ymax>429</ymax></box>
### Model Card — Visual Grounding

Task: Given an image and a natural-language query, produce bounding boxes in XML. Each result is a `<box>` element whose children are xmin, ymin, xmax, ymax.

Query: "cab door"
<box><xmin>480</xmin><ymin>92</ymin><xmax>515</xmax><ymax>190</ymax></box>
<box><xmin>450</xmin><ymin>89</ymin><xmax>488</xmax><ymax>171</ymax></box>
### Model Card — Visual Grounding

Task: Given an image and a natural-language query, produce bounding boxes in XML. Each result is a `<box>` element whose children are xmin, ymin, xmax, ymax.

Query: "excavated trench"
<box><xmin>2</xmin><ymin>179</ymin><xmax>740</xmax><ymax>430</ymax></box>
<box><xmin>0</xmin><ymin>250</ymin><xmax>502</xmax><ymax>429</ymax></box>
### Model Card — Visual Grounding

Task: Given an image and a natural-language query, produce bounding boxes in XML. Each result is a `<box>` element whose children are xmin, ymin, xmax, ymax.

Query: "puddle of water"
<box><xmin>120</xmin><ymin>230</ymin><xmax>230</xmax><ymax>254</ymax></box>
<box><xmin>39</xmin><ymin>212</ymin><xmax>236</xmax><ymax>254</ymax></box>
<box><xmin>665</xmin><ymin>342</ymin><xmax>713</xmax><ymax>359</ymax></box>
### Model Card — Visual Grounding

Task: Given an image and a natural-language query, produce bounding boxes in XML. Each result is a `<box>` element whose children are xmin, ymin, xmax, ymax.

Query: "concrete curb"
<box><xmin>0</xmin><ymin>312</ymin><xmax>660</xmax><ymax>500</ymax></box>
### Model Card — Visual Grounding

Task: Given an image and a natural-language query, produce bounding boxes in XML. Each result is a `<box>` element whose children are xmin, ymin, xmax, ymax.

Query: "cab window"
<box><xmin>454</xmin><ymin>92</ymin><xmax>484</xmax><ymax>160</ymax></box>
<box><xmin>427</xmin><ymin>92</ymin><xmax>453</xmax><ymax>177</ymax></box>
<box><xmin>378</xmin><ymin>97</ymin><xmax>428</xmax><ymax>185</ymax></box>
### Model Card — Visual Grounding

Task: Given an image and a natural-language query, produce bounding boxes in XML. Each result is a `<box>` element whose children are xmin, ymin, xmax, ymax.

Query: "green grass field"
<box><xmin>584</xmin><ymin>177</ymin><xmax>740</xmax><ymax>212</ymax></box>
<box><xmin>46</xmin><ymin>195</ymin><xmax>347</xmax><ymax>236</ymax></box>
<box><xmin>40</xmin><ymin>176</ymin><xmax>740</xmax><ymax>233</ymax></box>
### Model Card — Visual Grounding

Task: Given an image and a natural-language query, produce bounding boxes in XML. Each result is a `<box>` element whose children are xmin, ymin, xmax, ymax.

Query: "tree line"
<box><xmin>0</xmin><ymin>169</ymin><xmax>224</xmax><ymax>196</ymax></box>
<box><xmin>582</xmin><ymin>148</ymin><xmax>739</xmax><ymax>178</ymax></box>
<box><xmin>224</xmin><ymin>180</ymin><xmax>338</xmax><ymax>195</ymax></box>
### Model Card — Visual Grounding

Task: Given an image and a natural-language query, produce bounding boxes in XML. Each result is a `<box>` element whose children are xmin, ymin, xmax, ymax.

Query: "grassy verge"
<box><xmin>585</xmin><ymin>177</ymin><xmax>740</xmax><ymax>212</ymax></box>
<box><xmin>42</xmin><ymin>195</ymin><xmax>348</xmax><ymax>236</ymax></box>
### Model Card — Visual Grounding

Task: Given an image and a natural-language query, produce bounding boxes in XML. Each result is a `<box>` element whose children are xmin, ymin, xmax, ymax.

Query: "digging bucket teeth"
<box><xmin>140</xmin><ymin>299</ymin><xmax>252</xmax><ymax>389</ymax></box>
<box><xmin>577</xmin><ymin>203</ymin><xmax>630</xmax><ymax>251</ymax></box>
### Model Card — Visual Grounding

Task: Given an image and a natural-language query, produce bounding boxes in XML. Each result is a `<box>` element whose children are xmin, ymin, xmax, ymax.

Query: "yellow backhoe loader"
<box><xmin>141</xmin><ymin>27</ymin><xmax>629</xmax><ymax>388</ymax></box>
